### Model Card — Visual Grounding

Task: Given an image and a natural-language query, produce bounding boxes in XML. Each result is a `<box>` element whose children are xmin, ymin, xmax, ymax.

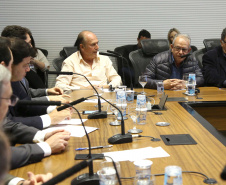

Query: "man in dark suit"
<box><xmin>114</xmin><ymin>29</ymin><xmax>151</xmax><ymax>87</ymax></box>
<box><xmin>3</xmin><ymin>37</ymin><xmax>72</xmax><ymax>130</ymax></box>
<box><xmin>0</xmin><ymin>65</ymin><xmax>55</xmax><ymax>184</ymax></box>
<box><xmin>202</xmin><ymin>28</ymin><xmax>226</xmax><ymax>87</ymax></box>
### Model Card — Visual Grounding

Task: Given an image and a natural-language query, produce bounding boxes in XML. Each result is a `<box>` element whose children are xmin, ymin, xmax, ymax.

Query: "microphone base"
<box><xmin>88</xmin><ymin>111</ymin><xmax>107</xmax><ymax>119</ymax></box>
<box><xmin>71</xmin><ymin>173</ymin><xmax>99</xmax><ymax>185</ymax></box>
<box><xmin>108</xmin><ymin>133</ymin><xmax>132</xmax><ymax>144</ymax></box>
<box><xmin>75</xmin><ymin>154</ymin><xmax>104</xmax><ymax>160</ymax></box>
<box><xmin>203</xmin><ymin>178</ymin><xmax>217</xmax><ymax>184</ymax></box>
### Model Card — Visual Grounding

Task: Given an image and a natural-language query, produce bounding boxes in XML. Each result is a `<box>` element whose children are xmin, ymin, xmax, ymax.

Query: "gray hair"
<box><xmin>0</xmin><ymin>65</ymin><xmax>11</xmax><ymax>101</ymax></box>
<box><xmin>172</xmin><ymin>33</ymin><xmax>191</xmax><ymax>48</ymax></box>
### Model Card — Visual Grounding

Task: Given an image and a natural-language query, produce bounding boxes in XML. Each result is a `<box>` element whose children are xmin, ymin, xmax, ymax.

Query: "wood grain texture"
<box><xmin>10</xmin><ymin>87</ymin><xmax>226</xmax><ymax>185</ymax></box>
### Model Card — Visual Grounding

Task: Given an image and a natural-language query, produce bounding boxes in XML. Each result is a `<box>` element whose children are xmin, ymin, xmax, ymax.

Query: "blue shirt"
<box><xmin>170</xmin><ymin>54</ymin><xmax>183</xmax><ymax>79</ymax></box>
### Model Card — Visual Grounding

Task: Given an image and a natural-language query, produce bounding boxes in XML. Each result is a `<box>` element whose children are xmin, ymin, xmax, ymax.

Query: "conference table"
<box><xmin>10</xmin><ymin>87</ymin><xmax>226</xmax><ymax>185</ymax></box>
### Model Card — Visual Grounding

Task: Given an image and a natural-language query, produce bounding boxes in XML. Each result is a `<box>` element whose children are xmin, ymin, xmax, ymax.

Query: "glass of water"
<box><xmin>134</xmin><ymin>174</ymin><xmax>155</xmax><ymax>185</ymax></box>
<box><xmin>139</xmin><ymin>75</ymin><xmax>147</xmax><ymax>94</ymax></box>
<box><xmin>164</xmin><ymin>166</ymin><xmax>182</xmax><ymax>185</ymax></box>
<box><xmin>182</xmin><ymin>74</ymin><xmax>189</xmax><ymax>94</ymax></box>
<box><xmin>99</xmin><ymin>161</ymin><xmax>120</xmax><ymax>185</ymax></box>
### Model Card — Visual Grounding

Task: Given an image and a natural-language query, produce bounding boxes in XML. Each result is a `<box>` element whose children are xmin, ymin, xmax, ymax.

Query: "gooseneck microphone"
<box><xmin>68</xmin><ymin>105</ymin><xmax>102</xmax><ymax>185</ymax></box>
<box><xmin>48</xmin><ymin>71</ymin><xmax>107</xmax><ymax>119</ymax></box>
<box><xmin>99</xmin><ymin>96</ymin><xmax>132</xmax><ymax>144</ymax></box>
<box><xmin>16</xmin><ymin>100</ymin><xmax>61</xmax><ymax>106</ymax></box>
<box><xmin>99</xmin><ymin>51</ymin><xmax>134</xmax><ymax>90</ymax></box>
<box><xmin>42</xmin><ymin>158</ymin><xmax>93</xmax><ymax>185</ymax></box>
<box><xmin>57</xmin><ymin>97</ymin><xmax>87</xmax><ymax>111</ymax></box>
<box><xmin>180</xmin><ymin>53</ymin><xmax>191</xmax><ymax>58</ymax></box>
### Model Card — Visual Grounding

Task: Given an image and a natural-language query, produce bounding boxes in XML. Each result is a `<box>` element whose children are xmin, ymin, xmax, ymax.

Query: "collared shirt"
<box><xmin>55</xmin><ymin>51</ymin><xmax>122</xmax><ymax>90</ymax></box>
<box><xmin>170</xmin><ymin>54</ymin><xmax>183</xmax><ymax>79</ymax></box>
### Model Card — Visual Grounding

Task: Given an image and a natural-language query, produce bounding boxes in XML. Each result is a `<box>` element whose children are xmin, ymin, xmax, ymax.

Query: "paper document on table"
<box><xmin>43</xmin><ymin>125</ymin><xmax>98</xmax><ymax>137</ymax></box>
<box><xmin>103</xmin><ymin>147</ymin><xmax>170</xmax><ymax>162</ymax></box>
<box><xmin>84</xmin><ymin>99</ymin><xmax>106</xmax><ymax>103</ymax></box>
<box><xmin>57</xmin><ymin>119</ymin><xmax>87</xmax><ymax>125</ymax></box>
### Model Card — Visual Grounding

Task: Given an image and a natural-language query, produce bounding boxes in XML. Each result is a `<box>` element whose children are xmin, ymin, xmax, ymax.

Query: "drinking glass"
<box><xmin>139</xmin><ymin>75</ymin><xmax>147</xmax><ymax>94</ymax></box>
<box><xmin>109</xmin><ymin>99</ymin><xmax>120</xmax><ymax>126</ymax></box>
<box><xmin>182</xmin><ymin>74</ymin><xmax>189</xmax><ymax>94</ymax></box>
<box><xmin>134</xmin><ymin>174</ymin><xmax>155</xmax><ymax>185</ymax></box>
<box><xmin>99</xmin><ymin>161</ymin><xmax>120</xmax><ymax>185</ymax></box>
<box><xmin>128</xmin><ymin>105</ymin><xmax>142</xmax><ymax>133</ymax></box>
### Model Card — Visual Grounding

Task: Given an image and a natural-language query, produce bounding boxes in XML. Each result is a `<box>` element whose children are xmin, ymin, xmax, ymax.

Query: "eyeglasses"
<box><xmin>0</xmin><ymin>94</ymin><xmax>19</xmax><ymax>106</ymax></box>
<box><xmin>222</xmin><ymin>40</ymin><xmax>226</xmax><ymax>44</ymax></box>
<box><xmin>173</xmin><ymin>46</ymin><xmax>189</xmax><ymax>53</ymax></box>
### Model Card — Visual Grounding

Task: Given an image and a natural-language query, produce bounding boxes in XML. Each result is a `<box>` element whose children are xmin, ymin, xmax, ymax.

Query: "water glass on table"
<box><xmin>164</xmin><ymin>166</ymin><xmax>182</xmax><ymax>185</ymax></box>
<box><xmin>98</xmin><ymin>161</ymin><xmax>120</xmax><ymax>185</ymax></box>
<box><xmin>139</xmin><ymin>75</ymin><xmax>147</xmax><ymax>94</ymax></box>
<box><xmin>128</xmin><ymin>105</ymin><xmax>142</xmax><ymax>134</ymax></box>
<box><xmin>157</xmin><ymin>81</ymin><xmax>164</xmax><ymax>94</ymax></box>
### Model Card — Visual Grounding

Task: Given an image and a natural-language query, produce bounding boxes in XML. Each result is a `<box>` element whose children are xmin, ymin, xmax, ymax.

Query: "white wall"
<box><xmin>1</xmin><ymin>0</ymin><xmax>225</xmax><ymax>86</ymax></box>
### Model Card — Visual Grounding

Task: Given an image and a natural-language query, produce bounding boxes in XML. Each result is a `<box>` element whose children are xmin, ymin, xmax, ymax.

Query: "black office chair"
<box><xmin>37</xmin><ymin>47</ymin><xmax>48</xmax><ymax>57</ymax></box>
<box><xmin>129</xmin><ymin>39</ymin><xmax>169</xmax><ymax>87</ymax></box>
<box><xmin>192</xmin><ymin>48</ymin><xmax>206</xmax><ymax>69</ymax></box>
<box><xmin>114</xmin><ymin>44</ymin><xmax>136</xmax><ymax>86</ymax></box>
<box><xmin>60</xmin><ymin>47</ymin><xmax>77</xmax><ymax>58</ymax></box>
<box><xmin>191</xmin><ymin>45</ymin><xmax>198</xmax><ymax>52</ymax></box>
<box><xmin>203</xmin><ymin>39</ymin><xmax>221</xmax><ymax>51</ymax></box>
<box><xmin>52</xmin><ymin>57</ymin><xmax>64</xmax><ymax>72</ymax></box>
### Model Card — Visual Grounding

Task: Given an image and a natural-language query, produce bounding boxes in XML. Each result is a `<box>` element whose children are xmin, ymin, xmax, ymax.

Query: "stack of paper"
<box><xmin>103</xmin><ymin>147</ymin><xmax>170</xmax><ymax>162</ymax></box>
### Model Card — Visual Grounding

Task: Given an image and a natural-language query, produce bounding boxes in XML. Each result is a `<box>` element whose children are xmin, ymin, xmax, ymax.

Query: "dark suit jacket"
<box><xmin>9</xmin><ymin>80</ymin><xmax>50</xmax><ymax>129</ymax></box>
<box><xmin>2</xmin><ymin>118</ymin><xmax>44</xmax><ymax>170</ymax></box>
<box><xmin>202</xmin><ymin>45</ymin><xmax>226</xmax><ymax>87</ymax></box>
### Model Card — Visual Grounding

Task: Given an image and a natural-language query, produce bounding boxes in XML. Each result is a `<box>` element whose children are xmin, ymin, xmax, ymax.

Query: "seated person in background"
<box><xmin>55</xmin><ymin>30</ymin><xmax>122</xmax><ymax>90</ymax></box>
<box><xmin>0</xmin><ymin>65</ymin><xmax>59</xmax><ymax>184</ymax></box>
<box><xmin>1</xmin><ymin>38</ymin><xmax>72</xmax><ymax>130</ymax></box>
<box><xmin>0</xmin><ymin>36</ymin><xmax>70</xmax><ymax>102</ymax></box>
<box><xmin>143</xmin><ymin>34</ymin><xmax>204</xmax><ymax>90</ymax></box>
<box><xmin>1</xmin><ymin>25</ymin><xmax>50</xmax><ymax>88</ymax></box>
<box><xmin>115</xmin><ymin>29</ymin><xmax>151</xmax><ymax>87</ymax></box>
<box><xmin>202</xmin><ymin>28</ymin><xmax>226</xmax><ymax>87</ymax></box>
<box><xmin>167</xmin><ymin>28</ymin><xmax>180</xmax><ymax>45</ymax></box>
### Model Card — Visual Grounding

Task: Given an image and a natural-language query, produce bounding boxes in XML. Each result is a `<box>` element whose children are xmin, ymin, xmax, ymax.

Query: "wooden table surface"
<box><xmin>10</xmin><ymin>87</ymin><xmax>226</xmax><ymax>185</ymax></box>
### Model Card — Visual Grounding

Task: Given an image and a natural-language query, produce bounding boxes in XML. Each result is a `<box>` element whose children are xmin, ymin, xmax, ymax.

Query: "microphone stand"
<box><xmin>47</xmin><ymin>71</ymin><xmax>107</xmax><ymax>119</ymax></box>
<box><xmin>99</xmin><ymin>96</ymin><xmax>132</xmax><ymax>144</ymax></box>
<box><xmin>66</xmin><ymin>104</ymin><xmax>102</xmax><ymax>185</ymax></box>
<box><xmin>99</xmin><ymin>51</ymin><xmax>133</xmax><ymax>90</ymax></box>
<box><xmin>107</xmin><ymin>50</ymin><xmax>133</xmax><ymax>90</ymax></box>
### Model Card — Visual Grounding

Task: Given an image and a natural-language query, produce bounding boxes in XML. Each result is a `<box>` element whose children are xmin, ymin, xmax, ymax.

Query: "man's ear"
<box><xmin>188</xmin><ymin>47</ymin><xmax>192</xmax><ymax>53</ymax></box>
<box><xmin>170</xmin><ymin>44</ymin><xmax>174</xmax><ymax>50</ymax></box>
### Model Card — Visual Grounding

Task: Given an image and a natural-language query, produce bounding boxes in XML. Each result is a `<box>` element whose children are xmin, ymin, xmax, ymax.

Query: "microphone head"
<box><xmin>180</xmin><ymin>53</ymin><xmax>191</xmax><ymax>58</ymax></box>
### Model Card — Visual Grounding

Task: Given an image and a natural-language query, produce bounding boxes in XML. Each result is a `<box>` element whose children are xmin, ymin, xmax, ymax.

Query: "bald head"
<box><xmin>75</xmin><ymin>30</ymin><xmax>93</xmax><ymax>50</ymax></box>
<box><xmin>75</xmin><ymin>31</ymin><xmax>99</xmax><ymax>63</ymax></box>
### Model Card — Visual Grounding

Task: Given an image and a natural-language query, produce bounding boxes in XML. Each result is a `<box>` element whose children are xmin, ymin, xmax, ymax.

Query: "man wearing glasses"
<box><xmin>143</xmin><ymin>34</ymin><xmax>204</xmax><ymax>90</ymax></box>
<box><xmin>202</xmin><ymin>28</ymin><xmax>226</xmax><ymax>87</ymax></box>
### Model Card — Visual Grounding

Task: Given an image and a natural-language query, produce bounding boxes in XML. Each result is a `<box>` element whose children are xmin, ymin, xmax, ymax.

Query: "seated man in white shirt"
<box><xmin>55</xmin><ymin>30</ymin><xmax>122</xmax><ymax>90</ymax></box>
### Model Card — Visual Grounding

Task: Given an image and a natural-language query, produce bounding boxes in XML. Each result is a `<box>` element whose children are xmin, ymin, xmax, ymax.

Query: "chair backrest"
<box><xmin>37</xmin><ymin>47</ymin><xmax>48</xmax><ymax>57</ymax></box>
<box><xmin>141</xmin><ymin>39</ymin><xmax>169</xmax><ymax>55</ymax></box>
<box><xmin>60</xmin><ymin>47</ymin><xmax>77</xmax><ymax>58</ymax></box>
<box><xmin>129</xmin><ymin>39</ymin><xmax>169</xmax><ymax>87</ymax></box>
<box><xmin>192</xmin><ymin>48</ymin><xmax>206</xmax><ymax>69</ymax></box>
<box><xmin>52</xmin><ymin>57</ymin><xmax>64</xmax><ymax>72</ymax></box>
<box><xmin>203</xmin><ymin>39</ymin><xmax>221</xmax><ymax>51</ymax></box>
<box><xmin>114</xmin><ymin>44</ymin><xmax>136</xmax><ymax>81</ymax></box>
<box><xmin>191</xmin><ymin>45</ymin><xmax>198</xmax><ymax>52</ymax></box>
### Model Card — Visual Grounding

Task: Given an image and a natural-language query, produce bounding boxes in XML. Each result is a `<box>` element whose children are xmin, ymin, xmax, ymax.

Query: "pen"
<box><xmin>75</xmin><ymin>145</ymin><xmax>113</xmax><ymax>151</ymax></box>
